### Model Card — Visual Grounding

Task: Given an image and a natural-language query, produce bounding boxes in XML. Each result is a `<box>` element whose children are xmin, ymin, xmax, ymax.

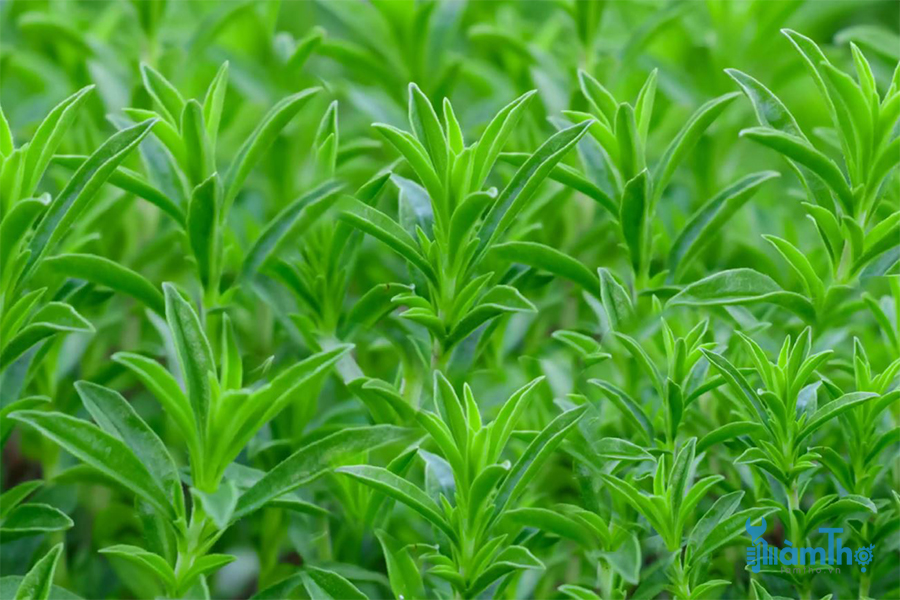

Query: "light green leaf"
<box><xmin>336</xmin><ymin>465</ymin><xmax>457</xmax><ymax>543</ymax></box>
<box><xmin>0</xmin><ymin>303</ymin><xmax>94</xmax><ymax>372</ymax></box>
<box><xmin>163</xmin><ymin>283</ymin><xmax>215</xmax><ymax>438</ymax></box>
<box><xmin>668</xmin><ymin>268</ymin><xmax>816</xmax><ymax>322</ymax></box>
<box><xmin>474</xmin><ymin>120</ymin><xmax>593</xmax><ymax>264</ymax></box>
<box><xmin>224</xmin><ymin>88</ymin><xmax>321</xmax><ymax>209</ymax></box>
<box><xmin>796</xmin><ymin>392</ymin><xmax>877</xmax><ymax>443</ymax></box>
<box><xmin>0</xmin><ymin>504</ymin><xmax>73</xmax><ymax>537</ymax></box>
<box><xmin>739</xmin><ymin>127</ymin><xmax>854</xmax><ymax>215</ymax></box>
<box><xmin>493</xmin><ymin>241</ymin><xmax>600</xmax><ymax>297</ymax></box>
<box><xmin>14</xmin><ymin>543</ymin><xmax>64</xmax><ymax>600</ymax></box>
<box><xmin>243</xmin><ymin>180</ymin><xmax>345</xmax><ymax>279</ymax></box>
<box><xmin>652</xmin><ymin>92</ymin><xmax>739</xmax><ymax>203</ymax></box>
<box><xmin>99</xmin><ymin>544</ymin><xmax>176</xmax><ymax>591</ymax></box>
<box><xmin>23</xmin><ymin>118</ymin><xmax>157</xmax><ymax>283</ymax></box>
<box><xmin>491</xmin><ymin>405</ymin><xmax>587</xmax><ymax>521</ymax></box>
<box><xmin>43</xmin><ymin>254</ymin><xmax>165</xmax><ymax>315</ymax></box>
<box><xmin>668</xmin><ymin>171</ymin><xmax>779</xmax><ymax>280</ymax></box>
<box><xmin>8</xmin><ymin>411</ymin><xmax>175</xmax><ymax>518</ymax></box>
<box><xmin>75</xmin><ymin>381</ymin><xmax>181</xmax><ymax>512</ymax></box>
<box><xmin>22</xmin><ymin>85</ymin><xmax>95</xmax><ymax>196</ymax></box>
<box><xmin>140</xmin><ymin>63</ymin><xmax>185</xmax><ymax>126</ymax></box>
<box><xmin>234</xmin><ymin>425</ymin><xmax>415</xmax><ymax>520</ymax></box>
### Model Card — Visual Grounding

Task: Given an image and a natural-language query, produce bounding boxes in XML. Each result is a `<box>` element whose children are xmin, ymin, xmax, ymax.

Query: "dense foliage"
<box><xmin>1</xmin><ymin>1</ymin><xmax>899</xmax><ymax>599</ymax></box>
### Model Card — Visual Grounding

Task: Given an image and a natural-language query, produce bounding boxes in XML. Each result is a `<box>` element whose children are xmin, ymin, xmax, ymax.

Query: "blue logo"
<box><xmin>745</xmin><ymin>517</ymin><xmax>875</xmax><ymax>574</ymax></box>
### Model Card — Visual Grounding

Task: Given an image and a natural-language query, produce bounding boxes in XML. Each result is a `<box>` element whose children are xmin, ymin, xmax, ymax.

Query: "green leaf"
<box><xmin>9</xmin><ymin>411</ymin><xmax>175</xmax><ymax>518</ymax></box>
<box><xmin>668</xmin><ymin>171</ymin><xmax>779</xmax><ymax>280</ymax></box>
<box><xmin>559</xmin><ymin>584</ymin><xmax>602</xmax><ymax>600</ymax></box>
<box><xmin>301</xmin><ymin>567</ymin><xmax>368</xmax><ymax>600</ymax></box>
<box><xmin>578</xmin><ymin>70</ymin><xmax>617</xmax><ymax>126</ymax></box>
<box><xmin>473</xmin><ymin>120</ymin><xmax>593</xmax><ymax>263</ymax></box>
<box><xmin>202</xmin><ymin>61</ymin><xmax>229</xmax><ymax>145</ymax></box>
<box><xmin>615</xmin><ymin>103</ymin><xmax>643</xmax><ymax>181</ymax></box>
<box><xmin>0</xmin><ymin>577</ymin><xmax>79</xmax><ymax>600</ymax></box>
<box><xmin>375</xmin><ymin>529</ymin><xmax>425</xmax><ymax>600</ymax></box>
<box><xmin>491</xmin><ymin>405</ymin><xmax>587</xmax><ymax>521</ymax></box>
<box><xmin>693</xmin><ymin>506</ymin><xmax>778</xmax><ymax>562</ymax></box>
<box><xmin>181</xmin><ymin>99</ymin><xmax>213</xmax><ymax>187</ymax></box>
<box><xmin>433</xmin><ymin>371</ymin><xmax>467</xmax><ymax>449</ymax></box>
<box><xmin>598</xmin><ymin>267</ymin><xmax>633</xmax><ymax>329</ymax></box>
<box><xmin>697</xmin><ymin>421</ymin><xmax>765</xmax><ymax>453</ymax></box>
<box><xmin>762</xmin><ymin>235</ymin><xmax>825</xmax><ymax>304</ymax></box>
<box><xmin>504</xmin><ymin>507</ymin><xmax>595</xmax><ymax>546</ymax></box>
<box><xmin>111</xmin><ymin>352</ymin><xmax>197</xmax><ymax>448</ymax></box>
<box><xmin>0</xmin><ymin>104</ymin><xmax>13</xmax><ymax>156</ymax></box>
<box><xmin>552</xmin><ymin>330</ymin><xmax>610</xmax><ymax>367</ymax></box>
<box><xmin>372</xmin><ymin>124</ymin><xmax>444</xmax><ymax>209</ymax></box>
<box><xmin>1</xmin><ymin>398</ymin><xmax>50</xmax><ymax>447</ymax></box>
<box><xmin>604</xmin><ymin>533</ymin><xmax>641</xmax><ymax>585</ymax></box>
<box><xmin>0</xmin><ymin>197</ymin><xmax>47</xmax><ymax>284</ymax></box>
<box><xmin>0</xmin><ymin>481</ymin><xmax>43</xmax><ymax>519</ymax></box>
<box><xmin>99</xmin><ymin>544</ymin><xmax>176</xmax><ymax>591</ymax></box>
<box><xmin>177</xmin><ymin>554</ymin><xmax>235</xmax><ymax>593</ymax></box>
<box><xmin>472</xmin><ymin>90</ymin><xmax>538</xmax><ymax>187</ymax></box>
<box><xmin>634</xmin><ymin>69</ymin><xmax>658</xmax><ymax>141</ymax></box>
<box><xmin>725</xmin><ymin>69</ymin><xmax>804</xmax><ymax>137</ymax></box>
<box><xmin>51</xmin><ymin>155</ymin><xmax>185</xmax><ymax>226</ymax></box>
<box><xmin>219</xmin><ymin>314</ymin><xmax>242</xmax><ymax>391</ymax></box>
<box><xmin>346</xmin><ymin>282</ymin><xmax>415</xmax><ymax>329</ymax></box>
<box><xmin>22</xmin><ymin>85</ymin><xmax>95</xmax><ymax>196</ymax></box>
<box><xmin>588</xmin><ymin>379</ymin><xmax>654</xmax><ymax>442</ymax></box>
<box><xmin>163</xmin><ymin>283</ymin><xmax>215</xmax><ymax>439</ymax></box>
<box><xmin>22</xmin><ymin>118</ymin><xmax>157</xmax><ymax>283</ymax></box>
<box><xmin>443</xmin><ymin>98</ymin><xmax>464</xmax><ymax>155</ymax></box>
<box><xmin>493</xmin><ymin>241</ymin><xmax>600</xmax><ymax>297</ymax></box>
<box><xmin>338</xmin><ymin>197</ymin><xmax>436</xmax><ymax>284</ymax></box>
<box><xmin>688</xmin><ymin>490</ymin><xmax>743</xmax><ymax>551</ymax></box>
<box><xmin>140</xmin><ymin>63</ymin><xmax>185</xmax><ymax>126</ymax></box>
<box><xmin>739</xmin><ymin>127</ymin><xmax>854</xmax><ymax>215</ymax></box>
<box><xmin>0</xmin><ymin>303</ymin><xmax>94</xmax><ymax>372</ymax></box>
<box><xmin>613</xmin><ymin>333</ymin><xmax>664</xmax><ymax>397</ymax></box>
<box><xmin>408</xmin><ymin>83</ymin><xmax>449</xmax><ymax>185</ymax></box>
<box><xmin>591</xmin><ymin>437</ymin><xmax>654</xmax><ymax>461</ymax></box>
<box><xmin>668</xmin><ymin>437</ymin><xmax>695</xmax><ymax>514</ymax></box>
<box><xmin>668</xmin><ymin>268</ymin><xmax>816</xmax><ymax>323</ymax></box>
<box><xmin>619</xmin><ymin>170</ymin><xmax>647</xmax><ymax>273</ymax></box>
<box><xmin>652</xmin><ymin>92</ymin><xmax>739</xmax><ymax>203</ymax></box>
<box><xmin>14</xmin><ymin>543</ymin><xmax>64</xmax><ymax>600</ymax></box>
<box><xmin>467</xmin><ymin>545</ymin><xmax>543</xmax><ymax>596</ymax></box>
<box><xmin>43</xmin><ymin>254</ymin><xmax>165</xmax><ymax>315</ymax></box>
<box><xmin>486</xmin><ymin>377</ymin><xmax>545</xmax><ymax>462</ymax></box>
<box><xmin>0</xmin><ymin>504</ymin><xmax>73</xmax><ymax>537</ymax></box>
<box><xmin>498</xmin><ymin>152</ymin><xmax>618</xmax><ymax>217</ymax></box>
<box><xmin>796</xmin><ymin>392</ymin><xmax>877</xmax><ymax>444</ymax></box>
<box><xmin>336</xmin><ymin>465</ymin><xmax>457</xmax><ymax>543</ymax></box>
<box><xmin>75</xmin><ymin>381</ymin><xmax>181</xmax><ymax>513</ymax></box>
<box><xmin>699</xmin><ymin>349</ymin><xmax>769</xmax><ymax>426</ymax></box>
<box><xmin>447</xmin><ymin>285</ymin><xmax>536</xmax><ymax>348</ymax></box>
<box><xmin>187</xmin><ymin>173</ymin><xmax>220</xmax><ymax>289</ymax></box>
<box><xmin>234</xmin><ymin>425</ymin><xmax>414</xmax><ymax>520</ymax></box>
<box><xmin>243</xmin><ymin>180</ymin><xmax>345</xmax><ymax>279</ymax></box>
<box><xmin>224</xmin><ymin>88</ymin><xmax>321</xmax><ymax>209</ymax></box>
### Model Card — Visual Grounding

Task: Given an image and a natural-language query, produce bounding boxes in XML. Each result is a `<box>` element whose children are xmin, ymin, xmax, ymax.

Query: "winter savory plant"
<box><xmin>0</xmin><ymin>1</ymin><xmax>898</xmax><ymax>599</ymax></box>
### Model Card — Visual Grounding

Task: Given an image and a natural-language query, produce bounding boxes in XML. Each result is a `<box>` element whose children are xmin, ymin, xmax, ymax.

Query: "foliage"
<box><xmin>0</xmin><ymin>1</ymin><xmax>898</xmax><ymax>599</ymax></box>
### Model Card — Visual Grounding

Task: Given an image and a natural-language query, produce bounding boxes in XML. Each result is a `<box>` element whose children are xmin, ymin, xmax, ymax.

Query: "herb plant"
<box><xmin>1</xmin><ymin>2</ymin><xmax>898</xmax><ymax>600</ymax></box>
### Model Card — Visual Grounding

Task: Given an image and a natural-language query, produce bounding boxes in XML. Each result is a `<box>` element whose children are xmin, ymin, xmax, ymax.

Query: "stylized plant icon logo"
<box><xmin>855</xmin><ymin>544</ymin><xmax>875</xmax><ymax>572</ymax></box>
<box><xmin>746</xmin><ymin>517</ymin><xmax>767</xmax><ymax>542</ymax></box>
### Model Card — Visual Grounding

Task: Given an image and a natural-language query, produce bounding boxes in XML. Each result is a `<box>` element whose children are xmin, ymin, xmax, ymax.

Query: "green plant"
<box><xmin>1</xmin><ymin>2</ymin><xmax>897</xmax><ymax>599</ymax></box>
